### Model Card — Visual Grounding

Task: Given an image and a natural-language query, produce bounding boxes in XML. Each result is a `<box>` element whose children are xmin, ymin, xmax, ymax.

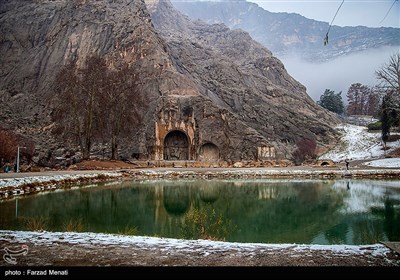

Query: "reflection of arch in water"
<box><xmin>163</xmin><ymin>185</ymin><xmax>190</xmax><ymax>216</ymax></box>
<box><xmin>199</xmin><ymin>184</ymin><xmax>220</xmax><ymax>203</ymax></box>
<box><xmin>163</xmin><ymin>130</ymin><xmax>189</xmax><ymax>160</ymax></box>
<box><xmin>198</xmin><ymin>142</ymin><xmax>219</xmax><ymax>161</ymax></box>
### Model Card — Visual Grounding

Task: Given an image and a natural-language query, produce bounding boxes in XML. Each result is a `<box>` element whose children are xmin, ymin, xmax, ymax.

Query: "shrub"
<box><xmin>367</xmin><ymin>121</ymin><xmax>382</xmax><ymax>131</ymax></box>
<box><xmin>387</xmin><ymin>134</ymin><xmax>400</xmax><ymax>142</ymax></box>
<box><xmin>0</xmin><ymin>126</ymin><xmax>35</xmax><ymax>168</ymax></box>
<box><xmin>291</xmin><ymin>138</ymin><xmax>317</xmax><ymax>166</ymax></box>
<box><xmin>20</xmin><ymin>216</ymin><xmax>49</xmax><ymax>231</ymax></box>
<box><xmin>62</xmin><ymin>218</ymin><xmax>86</xmax><ymax>232</ymax></box>
<box><xmin>0</xmin><ymin>128</ymin><xmax>17</xmax><ymax>164</ymax></box>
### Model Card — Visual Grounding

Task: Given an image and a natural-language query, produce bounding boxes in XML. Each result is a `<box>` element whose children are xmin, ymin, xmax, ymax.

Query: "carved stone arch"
<box><xmin>163</xmin><ymin>130</ymin><xmax>189</xmax><ymax>160</ymax></box>
<box><xmin>198</xmin><ymin>142</ymin><xmax>219</xmax><ymax>161</ymax></box>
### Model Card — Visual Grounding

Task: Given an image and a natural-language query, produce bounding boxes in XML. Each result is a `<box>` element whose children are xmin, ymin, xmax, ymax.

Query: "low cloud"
<box><xmin>279</xmin><ymin>46</ymin><xmax>399</xmax><ymax>102</ymax></box>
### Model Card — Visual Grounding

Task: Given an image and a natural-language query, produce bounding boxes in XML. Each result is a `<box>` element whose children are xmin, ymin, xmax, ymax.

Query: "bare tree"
<box><xmin>291</xmin><ymin>138</ymin><xmax>317</xmax><ymax>166</ymax></box>
<box><xmin>0</xmin><ymin>127</ymin><xmax>35</xmax><ymax>168</ymax></box>
<box><xmin>98</xmin><ymin>63</ymin><xmax>144</xmax><ymax>160</ymax></box>
<box><xmin>366</xmin><ymin>88</ymin><xmax>382</xmax><ymax>117</ymax></box>
<box><xmin>376</xmin><ymin>52</ymin><xmax>400</xmax><ymax>148</ymax></box>
<box><xmin>346</xmin><ymin>83</ymin><xmax>371</xmax><ymax>115</ymax></box>
<box><xmin>52</xmin><ymin>56</ymin><xmax>107</xmax><ymax>159</ymax></box>
<box><xmin>375</xmin><ymin>51</ymin><xmax>400</xmax><ymax>95</ymax></box>
<box><xmin>0</xmin><ymin>127</ymin><xmax>18</xmax><ymax>165</ymax></box>
<box><xmin>79</xmin><ymin>56</ymin><xmax>108</xmax><ymax>159</ymax></box>
<box><xmin>52</xmin><ymin>55</ymin><xmax>144</xmax><ymax>160</ymax></box>
<box><xmin>52</xmin><ymin>60</ymin><xmax>84</xmax><ymax>155</ymax></box>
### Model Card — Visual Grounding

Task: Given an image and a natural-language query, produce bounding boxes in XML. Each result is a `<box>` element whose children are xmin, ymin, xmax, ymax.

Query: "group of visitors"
<box><xmin>1</xmin><ymin>162</ymin><xmax>17</xmax><ymax>173</ymax></box>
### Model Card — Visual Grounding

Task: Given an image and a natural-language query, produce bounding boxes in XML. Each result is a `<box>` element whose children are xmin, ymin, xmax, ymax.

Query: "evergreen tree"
<box><xmin>381</xmin><ymin>95</ymin><xmax>392</xmax><ymax>149</ymax></box>
<box><xmin>317</xmin><ymin>89</ymin><xmax>344</xmax><ymax>115</ymax></box>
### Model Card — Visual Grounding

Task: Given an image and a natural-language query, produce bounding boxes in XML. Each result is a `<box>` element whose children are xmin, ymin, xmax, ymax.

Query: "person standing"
<box><xmin>4</xmin><ymin>163</ymin><xmax>9</xmax><ymax>173</ymax></box>
<box><xmin>345</xmin><ymin>159</ymin><xmax>349</xmax><ymax>170</ymax></box>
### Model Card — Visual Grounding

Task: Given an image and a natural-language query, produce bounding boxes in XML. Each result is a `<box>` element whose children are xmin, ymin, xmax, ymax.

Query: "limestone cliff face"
<box><xmin>0</xmin><ymin>0</ymin><xmax>187</xmax><ymax>122</ymax></box>
<box><xmin>146</xmin><ymin>0</ymin><xmax>339</xmax><ymax>157</ymax></box>
<box><xmin>0</xmin><ymin>0</ymin><xmax>339</xmax><ymax>164</ymax></box>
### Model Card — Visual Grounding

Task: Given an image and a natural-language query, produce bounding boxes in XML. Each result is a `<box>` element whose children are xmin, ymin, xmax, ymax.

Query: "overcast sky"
<box><xmin>248</xmin><ymin>0</ymin><xmax>399</xmax><ymax>28</ymax></box>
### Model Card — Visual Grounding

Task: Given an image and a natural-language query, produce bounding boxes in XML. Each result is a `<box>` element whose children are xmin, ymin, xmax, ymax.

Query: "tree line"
<box><xmin>317</xmin><ymin>51</ymin><xmax>400</xmax><ymax>145</ymax></box>
<box><xmin>317</xmin><ymin>84</ymin><xmax>383</xmax><ymax>117</ymax></box>
<box><xmin>290</xmin><ymin>51</ymin><xmax>400</xmax><ymax>166</ymax></box>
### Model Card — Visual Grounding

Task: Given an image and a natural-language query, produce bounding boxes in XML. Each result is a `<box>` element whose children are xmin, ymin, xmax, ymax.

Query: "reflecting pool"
<box><xmin>1</xmin><ymin>179</ymin><xmax>399</xmax><ymax>244</ymax></box>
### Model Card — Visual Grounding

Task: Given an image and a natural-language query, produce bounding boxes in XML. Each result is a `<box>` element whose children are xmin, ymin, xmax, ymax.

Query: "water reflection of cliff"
<box><xmin>153</xmin><ymin>180</ymin><xmax>223</xmax><ymax>237</ymax></box>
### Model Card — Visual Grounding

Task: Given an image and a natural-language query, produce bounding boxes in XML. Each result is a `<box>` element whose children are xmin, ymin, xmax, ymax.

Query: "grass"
<box><xmin>62</xmin><ymin>218</ymin><xmax>86</xmax><ymax>232</ymax></box>
<box><xmin>20</xmin><ymin>216</ymin><xmax>49</xmax><ymax>231</ymax></box>
<box><xmin>116</xmin><ymin>225</ymin><xmax>139</xmax><ymax>236</ymax></box>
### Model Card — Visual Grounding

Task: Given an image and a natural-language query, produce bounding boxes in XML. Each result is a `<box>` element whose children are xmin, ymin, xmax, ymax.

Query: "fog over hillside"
<box><xmin>280</xmin><ymin>46</ymin><xmax>399</xmax><ymax>102</ymax></box>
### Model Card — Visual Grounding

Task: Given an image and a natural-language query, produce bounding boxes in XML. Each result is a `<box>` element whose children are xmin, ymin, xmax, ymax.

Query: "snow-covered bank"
<box><xmin>1</xmin><ymin>168</ymin><xmax>399</xmax><ymax>201</ymax></box>
<box><xmin>320</xmin><ymin>124</ymin><xmax>400</xmax><ymax>161</ymax></box>
<box><xmin>0</xmin><ymin>230</ymin><xmax>397</xmax><ymax>267</ymax></box>
<box><xmin>0</xmin><ymin>172</ymin><xmax>122</xmax><ymax>189</ymax></box>
<box><xmin>0</xmin><ymin>230</ymin><xmax>389</xmax><ymax>255</ymax></box>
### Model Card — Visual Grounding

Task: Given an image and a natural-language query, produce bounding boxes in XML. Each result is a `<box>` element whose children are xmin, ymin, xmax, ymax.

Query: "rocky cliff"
<box><xmin>146</xmin><ymin>0</ymin><xmax>339</xmax><ymax>155</ymax></box>
<box><xmin>0</xmin><ymin>0</ymin><xmax>339</xmax><ymax>166</ymax></box>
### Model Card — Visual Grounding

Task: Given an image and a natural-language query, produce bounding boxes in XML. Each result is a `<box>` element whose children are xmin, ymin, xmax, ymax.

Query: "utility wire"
<box><xmin>324</xmin><ymin>0</ymin><xmax>345</xmax><ymax>46</ymax></box>
<box><xmin>379</xmin><ymin>0</ymin><xmax>398</xmax><ymax>24</ymax></box>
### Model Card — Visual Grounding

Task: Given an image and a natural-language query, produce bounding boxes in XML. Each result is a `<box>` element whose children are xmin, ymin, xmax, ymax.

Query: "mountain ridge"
<box><xmin>171</xmin><ymin>0</ymin><xmax>400</xmax><ymax>62</ymax></box>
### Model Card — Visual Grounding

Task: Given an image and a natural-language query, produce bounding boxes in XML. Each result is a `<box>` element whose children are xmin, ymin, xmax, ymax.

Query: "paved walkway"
<box><xmin>0</xmin><ymin>163</ymin><xmax>396</xmax><ymax>179</ymax></box>
<box><xmin>0</xmin><ymin>170</ymin><xmax>114</xmax><ymax>179</ymax></box>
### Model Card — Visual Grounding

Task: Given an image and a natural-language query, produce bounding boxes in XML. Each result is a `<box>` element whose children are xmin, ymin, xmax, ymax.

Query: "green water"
<box><xmin>1</xmin><ymin>179</ymin><xmax>399</xmax><ymax>244</ymax></box>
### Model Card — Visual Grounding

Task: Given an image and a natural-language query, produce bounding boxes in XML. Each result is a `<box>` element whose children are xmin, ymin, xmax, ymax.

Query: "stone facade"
<box><xmin>154</xmin><ymin>100</ymin><xmax>196</xmax><ymax>160</ymax></box>
<box><xmin>150</xmin><ymin>96</ymin><xmax>276</xmax><ymax>162</ymax></box>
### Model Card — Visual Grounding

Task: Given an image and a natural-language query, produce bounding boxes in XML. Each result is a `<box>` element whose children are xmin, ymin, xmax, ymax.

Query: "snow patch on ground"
<box><xmin>321</xmin><ymin>124</ymin><xmax>383</xmax><ymax>161</ymax></box>
<box><xmin>320</xmin><ymin>124</ymin><xmax>400</xmax><ymax>167</ymax></box>
<box><xmin>364</xmin><ymin>158</ymin><xmax>400</xmax><ymax>168</ymax></box>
